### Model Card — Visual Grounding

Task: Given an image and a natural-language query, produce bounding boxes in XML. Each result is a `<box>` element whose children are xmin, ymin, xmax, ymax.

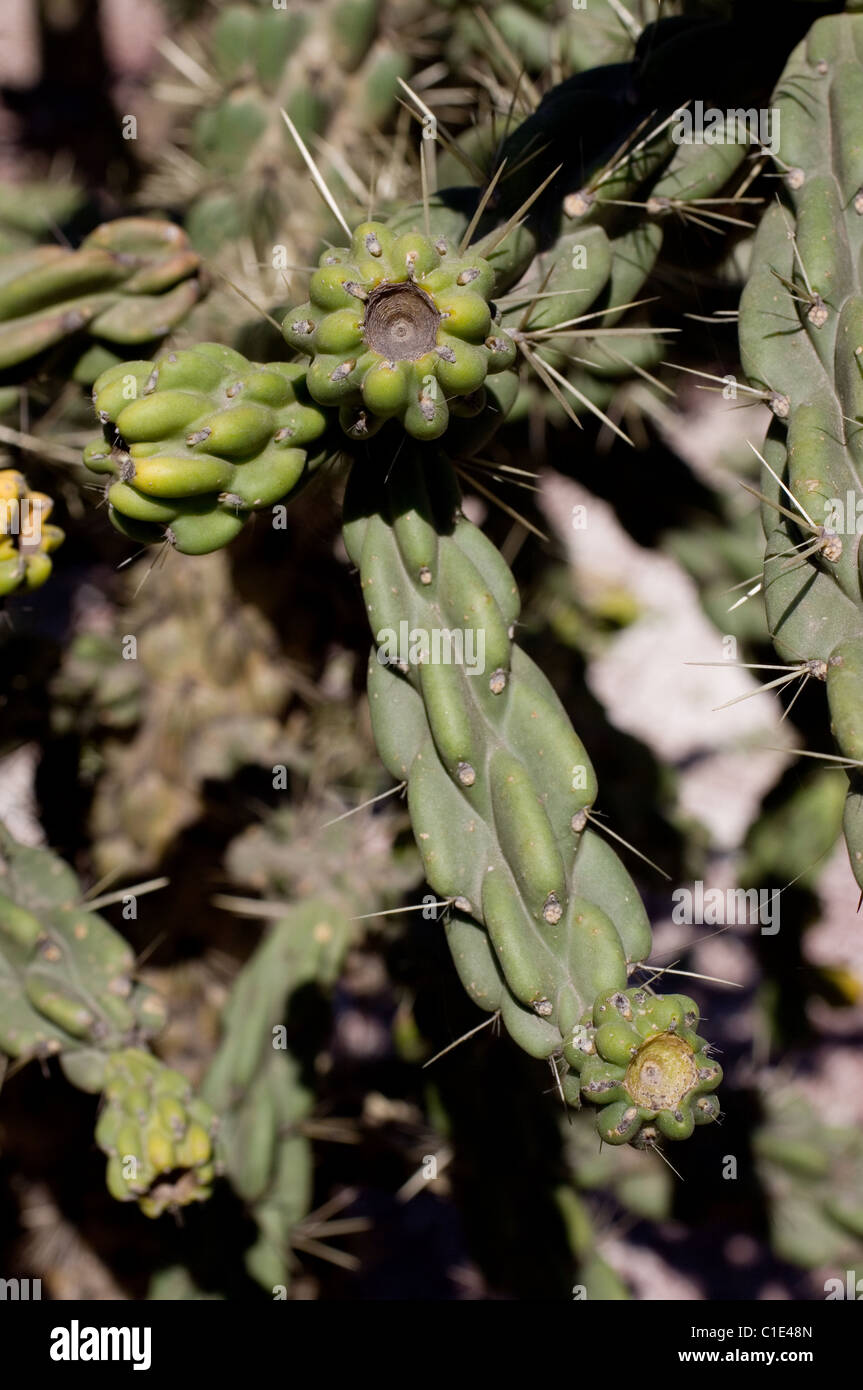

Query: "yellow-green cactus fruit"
<box><xmin>85</xmin><ymin>345</ymin><xmax>330</xmax><ymax>554</ymax></box>
<box><xmin>0</xmin><ymin>468</ymin><xmax>64</xmax><ymax>596</ymax></box>
<box><xmin>95</xmin><ymin>1048</ymin><xmax>218</xmax><ymax>1217</ymax></box>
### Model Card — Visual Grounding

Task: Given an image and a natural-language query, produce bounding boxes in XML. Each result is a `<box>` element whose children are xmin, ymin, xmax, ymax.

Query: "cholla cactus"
<box><xmin>754</xmin><ymin>1088</ymin><xmax>863</xmax><ymax>1269</ymax></box>
<box><xmin>739</xmin><ymin>8</ymin><xmax>863</xmax><ymax>891</ymax></box>
<box><xmin>148</xmin><ymin>0</ymin><xmax>417</xmax><ymax>257</ymax></box>
<box><xmin>80</xmin><ymin>0</ymin><xmax>847</xmax><ymax>1169</ymax></box>
<box><xmin>201</xmin><ymin>902</ymin><xmax>342</xmax><ymax>1287</ymax></box>
<box><xmin>0</xmin><ymin>825</ymin><xmax>216</xmax><ymax>1218</ymax></box>
<box><xmin>343</xmin><ymin>444</ymin><xmax>722</xmax><ymax>1145</ymax></box>
<box><xmin>0</xmin><ymin>824</ymin><xmax>164</xmax><ymax>1069</ymax></box>
<box><xmin>209</xmin><ymin>773</ymin><xmax>420</xmax><ymax>1288</ymax></box>
<box><xmin>0</xmin><ymin>219</ymin><xmax>208</xmax><ymax>383</ymax></box>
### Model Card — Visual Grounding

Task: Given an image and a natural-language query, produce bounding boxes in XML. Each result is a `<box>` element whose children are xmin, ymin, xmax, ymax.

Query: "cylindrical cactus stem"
<box><xmin>0</xmin><ymin>823</ymin><xmax>165</xmax><ymax>1067</ymax></box>
<box><xmin>738</xmin><ymin>10</ymin><xmax>863</xmax><ymax>889</ymax></box>
<box><xmin>0</xmin><ymin>825</ymin><xmax>210</xmax><ymax>1214</ymax></box>
<box><xmin>0</xmin><ymin>219</ymin><xmax>208</xmax><ymax>382</ymax></box>
<box><xmin>201</xmin><ymin>898</ymin><xmax>351</xmax><ymax>1287</ymax></box>
<box><xmin>342</xmin><ymin>446</ymin><xmax>721</xmax><ymax>1145</ymax></box>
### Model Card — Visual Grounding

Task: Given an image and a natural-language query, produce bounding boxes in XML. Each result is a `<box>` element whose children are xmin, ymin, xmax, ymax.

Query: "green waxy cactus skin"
<box><xmin>96</xmin><ymin>1048</ymin><xmax>218</xmax><ymax>1218</ymax></box>
<box><xmin>0</xmin><ymin>825</ymin><xmax>217</xmax><ymax>1217</ymax></box>
<box><xmin>85</xmin><ymin>344</ymin><xmax>330</xmax><ymax>554</ymax></box>
<box><xmin>0</xmin><ymin>823</ymin><xmax>165</xmax><ymax>1067</ymax></box>
<box><xmin>342</xmin><ymin>447</ymin><xmax>719</xmax><ymax>1146</ymax></box>
<box><xmin>202</xmin><ymin>898</ymin><xmax>351</xmax><ymax>1287</ymax></box>
<box><xmin>739</xmin><ymin>11</ymin><xmax>863</xmax><ymax>889</ymax></box>
<box><xmin>0</xmin><ymin>468</ymin><xmax>64</xmax><ymax>596</ymax></box>
<box><xmin>282</xmin><ymin>221</ymin><xmax>517</xmax><ymax>441</ymax></box>
<box><xmin>0</xmin><ymin>219</ymin><xmax>208</xmax><ymax>382</ymax></box>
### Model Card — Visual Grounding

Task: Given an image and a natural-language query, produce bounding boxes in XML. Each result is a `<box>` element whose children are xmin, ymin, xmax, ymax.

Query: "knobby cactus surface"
<box><xmin>2</xmin><ymin>0</ymin><xmax>863</xmax><ymax>1310</ymax></box>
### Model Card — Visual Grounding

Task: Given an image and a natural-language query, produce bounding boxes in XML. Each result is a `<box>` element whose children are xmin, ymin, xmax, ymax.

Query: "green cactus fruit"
<box><xmin>568</xmin><ymin>988</ymin><xmax>722</xmax><ymax>1145</ymax></box>
<box><xmin>85</xmin><ymin>345</ymin><xmax>330</xmax><ymax>554</ymax></box>
<box><xmin>343</xmin><ymin>446</ymin><xmax>719</xmax><ymax>1146</ymax></box>
<box><xmin>0</xmin><ymin>219</ymin><xmax>208</xmax><ymax>381</ymax></box>
<box><xmin>738</xmin><ymin>10</ymin><xmax>863</xmax><ymax>890</ymax></box>
<box><xmin>283</xmin><ymin>221</ymin><xmax>516</xmax><ymax>441</ymax></box>
<box><xmin>95</xmin><ymin>1048</ymin><xmax>217</xmax><ymax>1217</ymax></box>
<box><xmin>0</xmin><ymin>468</ymin><xmax>64</xmax><ymax>596</ymax></box>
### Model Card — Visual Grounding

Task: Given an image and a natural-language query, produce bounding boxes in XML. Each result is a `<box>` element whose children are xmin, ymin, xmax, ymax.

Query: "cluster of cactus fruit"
<box><xmin>6</xmin><ymin>0</ymin><xmax>863</xmax><ymax>1297</ymax></box>
<box><xmin>0</xmin><ymin>468</ymin><xmax>63</xmax><ymax>596</ymax></box>
<box><xmin>284</xmin><ymin>222</ymin><xmax>516</xmax><ymax>441</ymax></box>
<box><xmin>86</xmin><ymin>344</ymin><xmax>328</xmax><ymax>553</ymax></box>
<box><xmin>97</xmin><ymin>1049</ymin><xmax>217</xmax><ymax>1219</ymax></box>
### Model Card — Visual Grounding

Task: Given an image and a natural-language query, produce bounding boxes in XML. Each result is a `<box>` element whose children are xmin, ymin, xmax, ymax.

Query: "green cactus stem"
<box><xmin>0</xmin><ymin>218</ymin><xmax>208</xmax><ymax>382</ymax></box>
<box><xmin>342</xmin><ymin>445</ymin><xmax>721</xmax><ymax>1145</ymax></box>
<box><xmin>739</xmin><ymin>10</ymin><xmax>863</xmax><ymax>890</ymax></box>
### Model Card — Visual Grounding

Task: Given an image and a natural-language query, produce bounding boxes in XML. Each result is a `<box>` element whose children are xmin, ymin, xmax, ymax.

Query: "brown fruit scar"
<box><xmin>363</xmin><ymin>282</ymin><xmax>441</xmax><ymax>361</ymax></box>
